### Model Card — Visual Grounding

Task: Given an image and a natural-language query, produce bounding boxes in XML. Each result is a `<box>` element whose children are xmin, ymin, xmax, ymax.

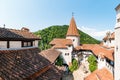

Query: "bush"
<box><xmin>87</xmin><ymin>55</ymin><xmax>96</xmax><ymax>63</ymax></box>
<box><xmin>89</xmin><ymin>64</ymin><xmax>97</xmax><ymax>72</ymax></box>
<box><xmin>87</xmin><ymin>55</ymin><xmax>97</xmax><ymax>72</ymax></box>
<box><xmin>69</xmin><ymin>59</ymin><xmax>79</xmax><ymax>72</ymax></box>
<box><xmin>55</xmin><ymin>56</ymin><xmax>63</xmax><ymax>66</ymax></box>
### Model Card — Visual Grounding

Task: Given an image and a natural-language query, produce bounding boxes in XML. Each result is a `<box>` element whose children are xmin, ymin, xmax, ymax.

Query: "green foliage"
<box><xmin>55</xmin><ymin>56</ymin><xmax>63</xmax><ymax>66</ymax></box>
<box><xmin>88</xmin><ymin>54</ymin><xmax>96</xmax><ymax>63</ymax></box>
<box><xmin>87</xmin><ymin>55</ymin><xmax>97</xmax><ymax>72</ymax></box>
<box><xmin>69</xmin><ymin>59</ymin><xmax>79</xmax><ymax>72</ymax></box>
<box><xmin>34</xmin><ymin>25</ymin><xmax>100</xmax><ymax>50</ymax></box>
<box><xmin>89</xmin><ymin>64</ymin><xmax>97</xmax><ymax>72</ymax></box>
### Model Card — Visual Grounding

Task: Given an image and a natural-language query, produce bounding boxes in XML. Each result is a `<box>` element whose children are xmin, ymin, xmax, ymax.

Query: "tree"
<box><xmin>88</xmin><ymin>54</ymin><xmax>96</xmax><ymax>63</ymax></box>
<box><xmin>34</xmin><ymin>25</ymin><xmax>100</xmax><ymax>50</ymax></box>
<box><xmin>87</xmin><ymin>55</ymin><xmax>97</xmax><ymax>72</ymax></box>
<box><xmin>89</xmin><ymin>64</ymin><xmax>97</xmax><ymax>72</ymax></box>
<box><xmin>69</xmin><ymin>59</ymin><xmax>79</xmax><ymax>72</ymax></box>
<box><xmin>55</xmin><ymin>56</ymin><xmax>63</xmax><ymax>66</ymax></box>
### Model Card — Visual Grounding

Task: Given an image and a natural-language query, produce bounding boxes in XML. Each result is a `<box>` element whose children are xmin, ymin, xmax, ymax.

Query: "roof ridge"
<box><xmin>95</xmin><ymin>73</ymin><xmax>101</xmax><ymax>80</ymax></box>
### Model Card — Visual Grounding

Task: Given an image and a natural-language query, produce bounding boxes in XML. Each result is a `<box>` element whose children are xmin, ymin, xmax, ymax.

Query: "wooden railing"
<box><xmin>106</xmin><ymin>62</ymin><xmax>114</xmax><ymax>74</ymax></box>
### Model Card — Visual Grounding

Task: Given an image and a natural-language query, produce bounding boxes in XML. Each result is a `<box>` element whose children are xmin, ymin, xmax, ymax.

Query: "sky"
<box><xmin>0</xmin><ymin>0</ymin><xmax>120</xmax><ymax>40</ymax></box>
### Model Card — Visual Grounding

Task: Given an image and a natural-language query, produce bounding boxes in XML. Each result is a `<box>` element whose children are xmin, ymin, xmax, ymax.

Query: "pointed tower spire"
<box><xmin>66</xmin><ymin>16</ymin><xmax>79</xmax><ymax>37</ymax></box>
<box><xmin>66</xmin><ymin>16</ymin><xmax>80</xmax><ymax>47</ymax></box>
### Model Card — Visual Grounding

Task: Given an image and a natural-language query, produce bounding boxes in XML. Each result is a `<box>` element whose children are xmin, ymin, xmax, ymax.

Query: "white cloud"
<box><xmin>78</xmin><ymin>26</ymin><xmax>113</xmax><ymax>40</ymax></box>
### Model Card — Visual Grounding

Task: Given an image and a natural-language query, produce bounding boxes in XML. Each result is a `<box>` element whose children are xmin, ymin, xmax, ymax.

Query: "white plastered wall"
<box><xmin>0</xmin><ymin>41</ymin><xmax>7</xmax><ymax>48</ymax></box>
<box><xmin>10</xmin><ymin>41</ymin><xmax>21</xmax><ymax>48</ymax></box>
<box><xmin>33</xmin><ymin>40</ymin><xmax>39</xmax><ymax>47</ymax></box>
<box><xmin>56</xmin><ymin>45</ymin><xmax>73</xmax><ymax>65</ymax></box>
<box><xmin>115</xmin><ymin>6</ymin><xmax>120</xmax><ymax>80</ymax></box>
<box><xmin>66</xmin><ymin>36</ymin><xmax>80</xmax><ymax>47</ymax></box>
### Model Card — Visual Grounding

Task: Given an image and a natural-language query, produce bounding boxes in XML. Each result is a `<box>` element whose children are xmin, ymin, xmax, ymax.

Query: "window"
<box><xmin>101</xmin><ymin>58</ymin><xmax>104</xmax><ymax>61</ymax></box>
<box><xmin>68</xmin><ymin>45</ymin><xmax>71</xmax><ymax>47</ymax></box>
<box><xmin>28</xmin><ymin>42</ymin><xmax>31</xmax><ymax>46</ymax></box>
<box><xmin>22</xmin><ymin>41</ymin><xmax>33</xmax><ymax>47</ymax></box>
<box><xmin>65</xmin><ymin>53</ymin><xmax>69</xmax><ymax>56</ymax></box>
<box><xmin>116</xmin><ymin>46</ymin><xmax>118</xmax><ymax>51</ymax></box>
<box><xmin>109</xmin><ymin>39</ymin><xmax>111</xmax><ymax>43</ymax></box>
<box><xmin>104</xmin><ymin>40</ymin><xmax>106</xmax><ymax>43</ymax></box>
<box><xmin>117</xmin><ymin>18</ymin><xmax>120</xmax><ymax>23</ymax></box>
<box><xmin>73</xmin><ymin>39</ymin><xmax>75</xmax><ymax>41</ymax></box>
<box><xmin>23</xmin><ymin>42</ymin><xmax>27</xmax><ymax>47</ymax></box>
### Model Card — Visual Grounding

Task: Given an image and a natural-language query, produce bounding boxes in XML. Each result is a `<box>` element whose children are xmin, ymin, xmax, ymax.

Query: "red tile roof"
<box><xmin>0</xmin><ymin>77</ymin><xmax>3</xmax><ymax>80</ymax></box>
<box><xmin>40</xmin><ymin>49</ymin><xmax>61</xmax><ymax>63</ymax></box>
<box><xmin>85</xmin><ymin>68</ymin><xmax>113</xmax><ymax>80</ymax></box>
<box><xmin>0</xmin><ymin>27</ymin><xmax>40</xmax><ymax>40</ymax></box>
<box><xmin>50</xmin><ymin>38</ymin><xmax>73</xmax><ymax>49</ymax></box>
<box><xmin>103</xmin><ymin>32</ymin><xmax>114</xmax><ymax>40</ymax></box>
<box><xmin>0</xmin><ymin>47</ymin><xmax>62</xmax><ymax>80</ymax></box>
<box><xmin>75</xmin><ymin>44</ymin><xmax>114</xmax><ymax>61</ymax></box>
<box><xmin>115</xmin><ymin>4</ymin><xmax>120</xmax><ymax>10</ymax></box>
<box><xmin>37</xmin><ymin>65</ymin><xmax>63</xmax><ymax>80</ymax></box>
<box><xmin>66</xmin><ymin>17</ymin><xmax>79</xmax><ymax>37</ymax></box>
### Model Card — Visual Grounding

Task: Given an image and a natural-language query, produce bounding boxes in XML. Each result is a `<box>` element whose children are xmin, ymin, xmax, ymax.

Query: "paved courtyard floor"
<box><xmin>73</xmin><ymin>59</ymin><xmax>91</xmax><ymax>80</ymax></box>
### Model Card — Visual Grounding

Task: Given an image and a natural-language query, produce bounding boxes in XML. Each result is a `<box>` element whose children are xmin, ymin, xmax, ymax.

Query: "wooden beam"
<box><xmin>24</xmin><ymin>64</ymin><xmax>52</xmax><ymax>80</ymax></box>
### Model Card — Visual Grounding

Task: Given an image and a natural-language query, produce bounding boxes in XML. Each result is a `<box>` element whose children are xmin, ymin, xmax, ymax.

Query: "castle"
<box><xmin>50</xmin><ymin>4</ymin><xmax>120</xmax><ymax>80</ymax></box>
<box><xmin>0</xmin><ymin>3</ymin><xmax>120</xmax><ymax>80</ymax></box>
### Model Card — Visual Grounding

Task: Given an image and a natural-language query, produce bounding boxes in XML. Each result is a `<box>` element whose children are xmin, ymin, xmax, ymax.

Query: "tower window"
<box><xmin>104</xmin><ymin>40</ymin><xmax>106</xmax><ymax>42</ymax></box>
<box><xmin>116</xmin><ymin>46</ymin><xmax>118</xmax><ymax>51</ymax></box>
<box><xmin>117</xmin><ymin>18</ymin><xmax>120</xmax><ymax>23</ymax></box>
<box><xmin>68</xmin><ymin>45</ymin><xmax>71</xmax><ymax>47</ymax></box>
<box><xmin>65</xmin><ymin>53</ymin><xmax>69</xmax><ymax>56</ymax></box>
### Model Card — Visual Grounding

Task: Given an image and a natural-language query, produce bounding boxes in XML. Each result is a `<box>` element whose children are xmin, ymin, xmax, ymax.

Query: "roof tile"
<box><xmin>50</xmin><ymin>38</ymin><xmax>73</xmax><ymax>49</ymax></box>
<box><xmin>103</xmin><ymin>32</ymin><xmax>114</xmax><ymax>40</ymax></box>
<box><xmin>0</xmin><ymin>27</ymin><xmax>40</xmax><ymax>40</ymax></box>
<box><xmin>0</xmin><ymin>47</ymin><xmax>62</xmax><ymax>80</ymax></box>
<box><xmin>75</xmin><ymin>44</ymin><xmax>114</xmax><ymax>61</ymax></box>
<box><xmin>40</xmin><ymin>49</ymin><xmax>61</xmax><ymax>63</ymax></box>
<box><xmin>85</xmin><ymin>68</ymin><xmax>113</xmax><ymax>80</ymax></box>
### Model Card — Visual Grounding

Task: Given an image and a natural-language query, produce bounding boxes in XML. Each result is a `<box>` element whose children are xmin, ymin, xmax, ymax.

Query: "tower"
<box><xmin>114</xmin><ymin>4</ymin><xmax>120</xmax><ymax>80</ymax></box>
<box><xmin>66</xmin><ymin>16</ymin><xmax>80</xmax><ymax>47</ymax></box>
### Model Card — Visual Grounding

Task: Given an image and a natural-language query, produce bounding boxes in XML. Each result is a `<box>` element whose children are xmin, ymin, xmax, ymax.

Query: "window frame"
<box><xmin>22</xmin><ymin>41</ymin><xmax>33</xmax><ymax>47</ymax></box>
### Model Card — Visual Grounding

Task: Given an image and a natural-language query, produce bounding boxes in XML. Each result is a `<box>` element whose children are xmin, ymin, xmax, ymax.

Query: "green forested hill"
<box><xmin>34</xmin><ymin>25</ymin><xmax>100</xmax><ymax>50</ymax></box>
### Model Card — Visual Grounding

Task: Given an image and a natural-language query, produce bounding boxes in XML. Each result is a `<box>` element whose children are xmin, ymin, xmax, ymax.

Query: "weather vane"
<box><xmin>72</xmin><ymin>12</ymin><xmax>74</xmax><ymax>16</ymax></box>
<box><xmin>3</xmin><ymin>24</ymin><xmax>5</xmax><ymax>28</ymax></box>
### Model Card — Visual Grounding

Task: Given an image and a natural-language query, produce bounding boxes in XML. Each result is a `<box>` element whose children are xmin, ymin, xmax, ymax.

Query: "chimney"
<box><xmin>21</xmin><ymin>27</ymin><xmax>29</xmax><ymax>32</ymax></box>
